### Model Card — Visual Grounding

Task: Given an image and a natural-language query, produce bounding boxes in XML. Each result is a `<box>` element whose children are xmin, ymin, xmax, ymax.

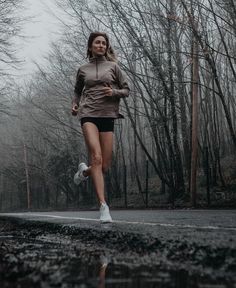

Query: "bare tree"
<box><xmin>0</xmin><ymin>0</ymin><xmax>24</xmax><ymax>72</ymax></box>
<box><xmin>1</xmin><ymin>0</ymin><xmax>236</xmax><ymax>210</ymax></box>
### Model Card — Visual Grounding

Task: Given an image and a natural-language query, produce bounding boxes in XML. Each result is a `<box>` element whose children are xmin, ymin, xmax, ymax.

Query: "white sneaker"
<box><xmin>73</xmin><ymin>162</ymin><xmax>88</xmax><ymax>185</ymax></box>
<box><xmin>100</xmin><ymin>203</ymin><xmax>113</xmax><ymax>223</ymax></box>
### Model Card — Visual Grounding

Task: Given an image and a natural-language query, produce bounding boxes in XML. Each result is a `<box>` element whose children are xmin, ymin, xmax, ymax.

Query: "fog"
<box><xmin>16</xmin><ymin>0</ymin><xmax>62</xmax><ymax>79</ymax></box>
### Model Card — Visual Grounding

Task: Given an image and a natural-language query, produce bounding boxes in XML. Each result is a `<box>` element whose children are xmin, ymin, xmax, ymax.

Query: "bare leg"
<box><xmin>82</xmin><ymin>123</ymin><xmax>105</xmax><ymax>204</ymax></box>
<box><xmin>99</xmin><ymin>132</ymin><xmax>113</xmax><ymax>174</ymax></box>
<box><xmin>83</xmin><ymin>131</ymin><xmax>113</xmax><ymax>177</ymax></box>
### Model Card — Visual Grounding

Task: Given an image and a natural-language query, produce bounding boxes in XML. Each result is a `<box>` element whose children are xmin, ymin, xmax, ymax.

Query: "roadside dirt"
<box><xmin>0</xmin><ymin>217</ymin><xmax>235</xmax><ymax>288</ymax></box>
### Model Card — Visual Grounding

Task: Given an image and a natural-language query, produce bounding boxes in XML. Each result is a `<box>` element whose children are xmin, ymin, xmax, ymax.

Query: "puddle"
<box><xmin>58</xmin><ymin>254</ymin><xmax>232</xmax><ymax>288</ymax></box>
<box><xmin>0</xmin><ymin>235</ymin><xmax>231</xmax><ymax>288</ymax></box>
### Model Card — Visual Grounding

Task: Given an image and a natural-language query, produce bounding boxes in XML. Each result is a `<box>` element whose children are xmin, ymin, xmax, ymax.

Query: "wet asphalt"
<box><xmin>0</xmin><ymin>209</ymin><xmax>235</xmax><ymax>287</ymax></box>
<box><xmin>1</xmin><ymin>209</ymin><xmax>235</xmax><ymax>247</ymax></box>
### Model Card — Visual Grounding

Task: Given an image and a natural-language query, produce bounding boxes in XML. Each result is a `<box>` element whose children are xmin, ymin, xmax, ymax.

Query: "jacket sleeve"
<box><xmin>73</xmin><ymin>68</ymin><xmax>84</xmax><ymax>104</ymax></box>
<box><xmin>112</xmin><ymin>64</ymin><xmax>130</xmax><ymax>99</ymax></box>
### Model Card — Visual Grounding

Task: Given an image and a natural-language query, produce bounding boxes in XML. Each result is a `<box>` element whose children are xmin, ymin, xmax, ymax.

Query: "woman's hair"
<box><xmin>86</xmin><ymin>31</ymin><xmax>117</xmax><ymax>62</ymax></box>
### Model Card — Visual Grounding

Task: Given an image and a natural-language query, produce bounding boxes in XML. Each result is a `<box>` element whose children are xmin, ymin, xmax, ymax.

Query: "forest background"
<box><xmin>0</xmin><ymin>0</ymin><xmax>235</xmax><ymax>211</ymax></box>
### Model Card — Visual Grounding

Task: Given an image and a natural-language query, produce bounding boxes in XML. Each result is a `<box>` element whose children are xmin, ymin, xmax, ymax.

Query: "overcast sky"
<box><xmin>17</xmin><ymin>0</ymin><xmax>62</xmax><ymax>78</ymax></box>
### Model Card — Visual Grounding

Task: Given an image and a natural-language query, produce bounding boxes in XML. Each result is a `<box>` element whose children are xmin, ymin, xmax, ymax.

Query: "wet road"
<box><xmin>1</xmin><ymin>209</ymin><xmax>235</xmax><ymax>228</ymax></box>
<box><xmin>1</xmin><ymin>209</ymin><xmax>235</xmax><ymax>245</ymax></box>
<box><xmin>0</xmin><ymin>209</ymin><xmax>235</xmax><ymax>287</ymax></box>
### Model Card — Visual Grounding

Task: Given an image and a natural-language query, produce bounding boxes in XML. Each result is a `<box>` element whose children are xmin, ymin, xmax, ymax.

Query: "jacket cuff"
<box><xmin>112</xmin><ymin>88</ymin><xmax>128</xmax><ymax>99</ymax></box>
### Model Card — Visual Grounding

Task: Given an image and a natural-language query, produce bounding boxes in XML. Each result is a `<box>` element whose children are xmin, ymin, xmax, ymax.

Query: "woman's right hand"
<box><xmin>71</xmin><ymin>103</ymin><xmax>79</xmax><ymax>116</ymax></box>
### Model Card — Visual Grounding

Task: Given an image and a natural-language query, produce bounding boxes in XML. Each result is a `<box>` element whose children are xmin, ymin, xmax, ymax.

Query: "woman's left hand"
<box><xmin>101</xmin><ymin>84</ymin><xmax>113</xmax><ymax>97</ymax></box>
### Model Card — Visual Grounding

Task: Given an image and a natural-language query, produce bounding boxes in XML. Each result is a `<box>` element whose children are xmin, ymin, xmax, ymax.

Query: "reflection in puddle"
<box><xmin>98</xmin><ymin>255</ymin><xmax>109</xmax><ymax>288</ymax></box>
<box><xmin>97</xmin><ymin>258</ymin><xmax>186</xmax><ymax>288</ymax></box>
<box><xmin>68</xmin><ymin>253</ymin><xmax>228</xmax><ymax>288</ymax></box>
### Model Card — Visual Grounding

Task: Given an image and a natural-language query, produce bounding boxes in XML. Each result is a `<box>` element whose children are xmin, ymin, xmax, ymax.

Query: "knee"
<box><xmin>91</xmin><ymin>152</ymin><xmax>102</xmax><ymax>167</ymax></box>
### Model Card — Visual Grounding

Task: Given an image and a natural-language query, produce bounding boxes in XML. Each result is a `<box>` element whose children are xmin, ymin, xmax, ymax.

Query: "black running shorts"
<box><xmin>80</xmin><ymin>117</ymin><xmax>115</xmax><ymax>132</ymax></box>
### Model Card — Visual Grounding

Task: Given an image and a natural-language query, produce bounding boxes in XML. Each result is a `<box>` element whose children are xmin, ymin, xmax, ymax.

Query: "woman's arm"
<box><xmin>112</xmin><ymin>64</ymin><xmax>130</xmax><ymax>98</ymax></box>
<box><xmin>71</xmin><ymin>68</ymin><xmax>84</xmax><ymax>115</ymax></box>
<box><xmin>73</xmin><ymin>68</ymin><xmax>84</xmax><ymax>105</ymax></box>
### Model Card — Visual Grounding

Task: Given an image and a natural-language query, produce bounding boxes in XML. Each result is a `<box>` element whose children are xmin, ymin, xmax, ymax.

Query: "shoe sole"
<box><xmin>100</xmin><ymin>219</ymin><xmax>113</xmax><ymax>223</ymax></box>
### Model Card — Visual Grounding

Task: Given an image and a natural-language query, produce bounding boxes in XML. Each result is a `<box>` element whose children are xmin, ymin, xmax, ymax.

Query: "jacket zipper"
<box><xmin>96</xmin><ymin>58</ymin><xmax>98</xmax><ymax>79</ymax></box>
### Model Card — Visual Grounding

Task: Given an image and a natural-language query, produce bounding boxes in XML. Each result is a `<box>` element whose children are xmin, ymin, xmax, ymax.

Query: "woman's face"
<box><xmin>90</xmin><ymin>36</ymin><xmax>107</xmax><ymax>57</ymax></box>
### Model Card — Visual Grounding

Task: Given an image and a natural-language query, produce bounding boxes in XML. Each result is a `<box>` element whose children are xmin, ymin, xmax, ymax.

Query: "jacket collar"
<box><xmin>89</xmin><ymin>56</ymin><xmax>107</xmax><ymax>63</ymax></box>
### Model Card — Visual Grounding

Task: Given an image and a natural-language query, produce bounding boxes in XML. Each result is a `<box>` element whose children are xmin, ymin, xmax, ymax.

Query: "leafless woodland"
<box><xmin>0</xmin><ymin>0</ymin><xmax>236</xmax><ymax>210</ymax></box>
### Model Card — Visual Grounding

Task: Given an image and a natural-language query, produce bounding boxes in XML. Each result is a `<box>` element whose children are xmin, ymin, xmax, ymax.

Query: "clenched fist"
<box><xmin>71</xmin><ymin>103</ymin><xmax>79</xmax><ymax>116</ymax></box>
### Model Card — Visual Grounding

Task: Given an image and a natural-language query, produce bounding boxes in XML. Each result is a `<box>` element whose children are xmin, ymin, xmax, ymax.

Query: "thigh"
<box><xmin>82</xmin><ymin>122</ymin><xmax>102</xmax><ymax>156</ymax></box>
<box><xmin>99</xmin><ymin>132</ymin><xmax>113</xmax><ymax>166</ymax></box>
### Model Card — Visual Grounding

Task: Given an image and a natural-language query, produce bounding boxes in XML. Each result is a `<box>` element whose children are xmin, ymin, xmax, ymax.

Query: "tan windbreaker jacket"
<box><xmin>74</xmin><ymin>56</ymin><xmax>130</xmax><ymax>119</ymax></box>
